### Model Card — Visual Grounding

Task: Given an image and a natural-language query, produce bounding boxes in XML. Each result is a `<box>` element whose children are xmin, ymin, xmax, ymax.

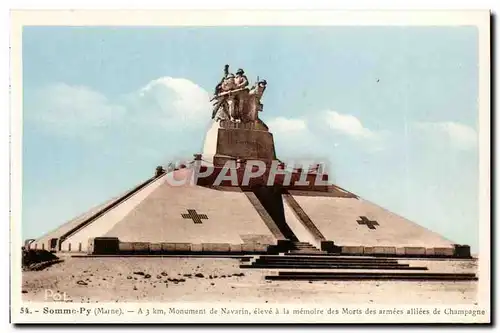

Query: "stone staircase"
<box><xmin>286</xmin><ymin>241</ymin><xmax>327</xmax><ymax>255</ymax></box>
<box><xmin>241</xmin><ymin>255</ymin><xmax>427</xmax><ymax>270</ymax></box>
<box><xmin>266</xmin><ymin>271</ymin><xmax>478</xmax><ymax>281</ymax></box>
<box><xmin>240</xmin><ymin>254</ymin><xmax>478</xmax><ymax>281</ymax></box>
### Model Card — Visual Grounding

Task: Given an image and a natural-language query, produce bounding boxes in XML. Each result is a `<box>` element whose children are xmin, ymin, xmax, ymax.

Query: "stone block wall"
<box><xmin>329</xmin><ymin>244</ymin><xmax>471</xmax><ymax>258</ymax></box>
<box><xmin>86</xmin><ymin>238</ymin><xmax>271</xmax><ymax>255</ymax></box>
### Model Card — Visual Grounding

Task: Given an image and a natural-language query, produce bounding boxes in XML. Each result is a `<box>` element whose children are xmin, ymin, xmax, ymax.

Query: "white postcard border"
<box><xmin>9</xmin><ymin>9</ymin><xmax>491</xmax><ymax>324</ymax></box>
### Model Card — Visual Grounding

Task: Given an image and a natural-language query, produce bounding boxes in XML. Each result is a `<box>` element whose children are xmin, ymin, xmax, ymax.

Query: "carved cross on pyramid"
<box><xmin>357</xmin><ymin>216</ymin><xmax>379</xmax><ymax>230</ymax></box>
<box><xmin>181</xmin><ymin>209</ymin><xmax>208</xmax><ymax>224</ymax></box>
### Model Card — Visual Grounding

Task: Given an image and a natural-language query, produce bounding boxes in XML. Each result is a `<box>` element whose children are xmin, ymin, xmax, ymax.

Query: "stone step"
<box><xmin>290</xmin><ymin>246</ymin><xmax>322</xmax><ymax>248</ymax></box>
<box><xmin>254</xmin><ymin>259</ymin><xmax>411</xmax><ymax>266</ymax></box>
<box><xmin>256</xmin><ymin>267</ymin><xmax>435</xmax><ymax>273</ymax></box>
<box><xmin>258</xmin><ymin>255</ymin><xmax>400</xmax><ymax>263</ymax></box>
<box><xmin>265</xmin><ymin>272</ymin><xmax>478</xmax><ymax>281</ymax></box>
<box><xmin>290</xmin><ymin>250</ymin><xmax>320</xmax><ymax>252</ymax></box>
<box><xmin>293</xmin><ymin>251</ymin><xmax>330</xmax><ymax>256</ymax></box>
<box><xmin>291</xmin><ymin>249</ymin><xmax>318</xmax><ymax>251</ymax></box>
<box><xmin>290</xmin><ymin>249</ymin><xmax>319</xmax><ymax>251</ymax></box>
<box><xmin>241</xmin><ymin>264</ymin><xmax>427</xmax><ymax>270</ymax></box>
<box><xmin>291</xmin><ymin>243</ymin><xmax>316</xmax><ymax>246</ymax></box>
<box><xmin>284</xmin><ymin>252</ymin><xmax>337</xmax><ymax>256</ymax></box>
<box><xmin>257</xmin><ymin>255</ymin><xmax>399</xmax><ymax>260</ymax></box>
<box><xmin>281</xmin><ymin>271</ymin><xmax>477</xmax><ymax>277</ymax></box>
<box><xmin>291</xmin><ymin>245</ymin><xmax>319</xmax><ymax>251</ymax></box>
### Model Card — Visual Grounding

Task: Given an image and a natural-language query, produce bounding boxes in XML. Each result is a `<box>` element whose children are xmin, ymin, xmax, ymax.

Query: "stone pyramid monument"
<box><xmin>27</xmin><ymin>66</ymin><xmax>471</xmax><ymax>259</ymax></box>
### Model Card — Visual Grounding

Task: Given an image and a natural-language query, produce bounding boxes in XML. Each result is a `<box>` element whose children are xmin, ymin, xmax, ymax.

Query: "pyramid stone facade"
<box><xmin>27</xmin><ymin>67</ymin><xmax>471</xmax><ymax>258</ymax></box>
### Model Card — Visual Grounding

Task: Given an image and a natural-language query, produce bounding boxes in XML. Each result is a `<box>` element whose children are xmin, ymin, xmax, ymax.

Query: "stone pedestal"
<box><xmin>202</xmin><ymin>120</ymin><xmax>276</xmax><ymax>166</ymax></box>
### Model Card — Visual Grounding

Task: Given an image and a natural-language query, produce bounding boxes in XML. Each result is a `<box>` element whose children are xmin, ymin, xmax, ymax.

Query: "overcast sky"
<box><xmin>22</xmin><ymin>26</ymin><xmax>479</xmax><ymax>251</ymax></box>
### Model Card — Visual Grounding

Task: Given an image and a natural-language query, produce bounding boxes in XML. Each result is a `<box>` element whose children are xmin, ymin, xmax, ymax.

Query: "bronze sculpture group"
<box><xmin>211</xmin><ymin>65</ymin><xmax>267</xmax><ymax>123</ymax></box>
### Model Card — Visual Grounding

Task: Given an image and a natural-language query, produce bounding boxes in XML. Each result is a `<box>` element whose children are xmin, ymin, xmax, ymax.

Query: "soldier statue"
<box><xmin>246</xmin><ymin>79</ymin><xmax>267</xmax><ymax>122</ymax></box>
<box><xmin>211</xmin><ymin>65</ymin><xmax>267</xmax><ymax>123</ymax></box>
<box><xmin>214</xmin><ymin>64</ymin><xmax>230</xmax><ymax>95</ymax></box>
<box><xmin>233</xmin><ymin>69</ymin><xmax>249</xmax><ymax>121</ymax></box>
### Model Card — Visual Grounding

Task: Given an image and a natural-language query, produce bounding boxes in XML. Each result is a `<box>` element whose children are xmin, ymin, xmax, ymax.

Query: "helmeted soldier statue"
<box><xmin>212</xmin><ymin>65</ymin><xmax>235</xmax><ymax>120</ymax></box>
<box><xmin>247</xmin><ymin>79</ymin><xmax>267</xmax><ymax>121</ymax></box>
<box><xmin>211</xmin><ymin>65</ymin><xmax>267</xmax><ymax>123</ymax></box>
<box><xmin>214</xmin><ymin>64</ymin><xmax>230</xmax><ymax>95</ymax></box>
<box><xmin>233</xmin><ymin>68</ymin><xmax>249</xmax><ymax>121</ymax></box>
<box><xmin>234</xmin><ymin>68</ymin><xmax>249</xmax><ymax>88</ymax></box>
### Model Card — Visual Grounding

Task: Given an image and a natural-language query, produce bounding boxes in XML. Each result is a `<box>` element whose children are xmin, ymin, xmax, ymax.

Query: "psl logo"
<box><xmin>44</xmin><ymin>289</ymin><xmax>71</xmax><ymax>302</ymax></box>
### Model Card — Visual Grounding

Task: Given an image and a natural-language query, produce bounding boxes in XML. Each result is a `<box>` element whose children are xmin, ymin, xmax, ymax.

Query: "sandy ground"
<box><xmin>22</xmin><ymin>256</ymin><xmax>478</xmax><ymax>304</ymax></box>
